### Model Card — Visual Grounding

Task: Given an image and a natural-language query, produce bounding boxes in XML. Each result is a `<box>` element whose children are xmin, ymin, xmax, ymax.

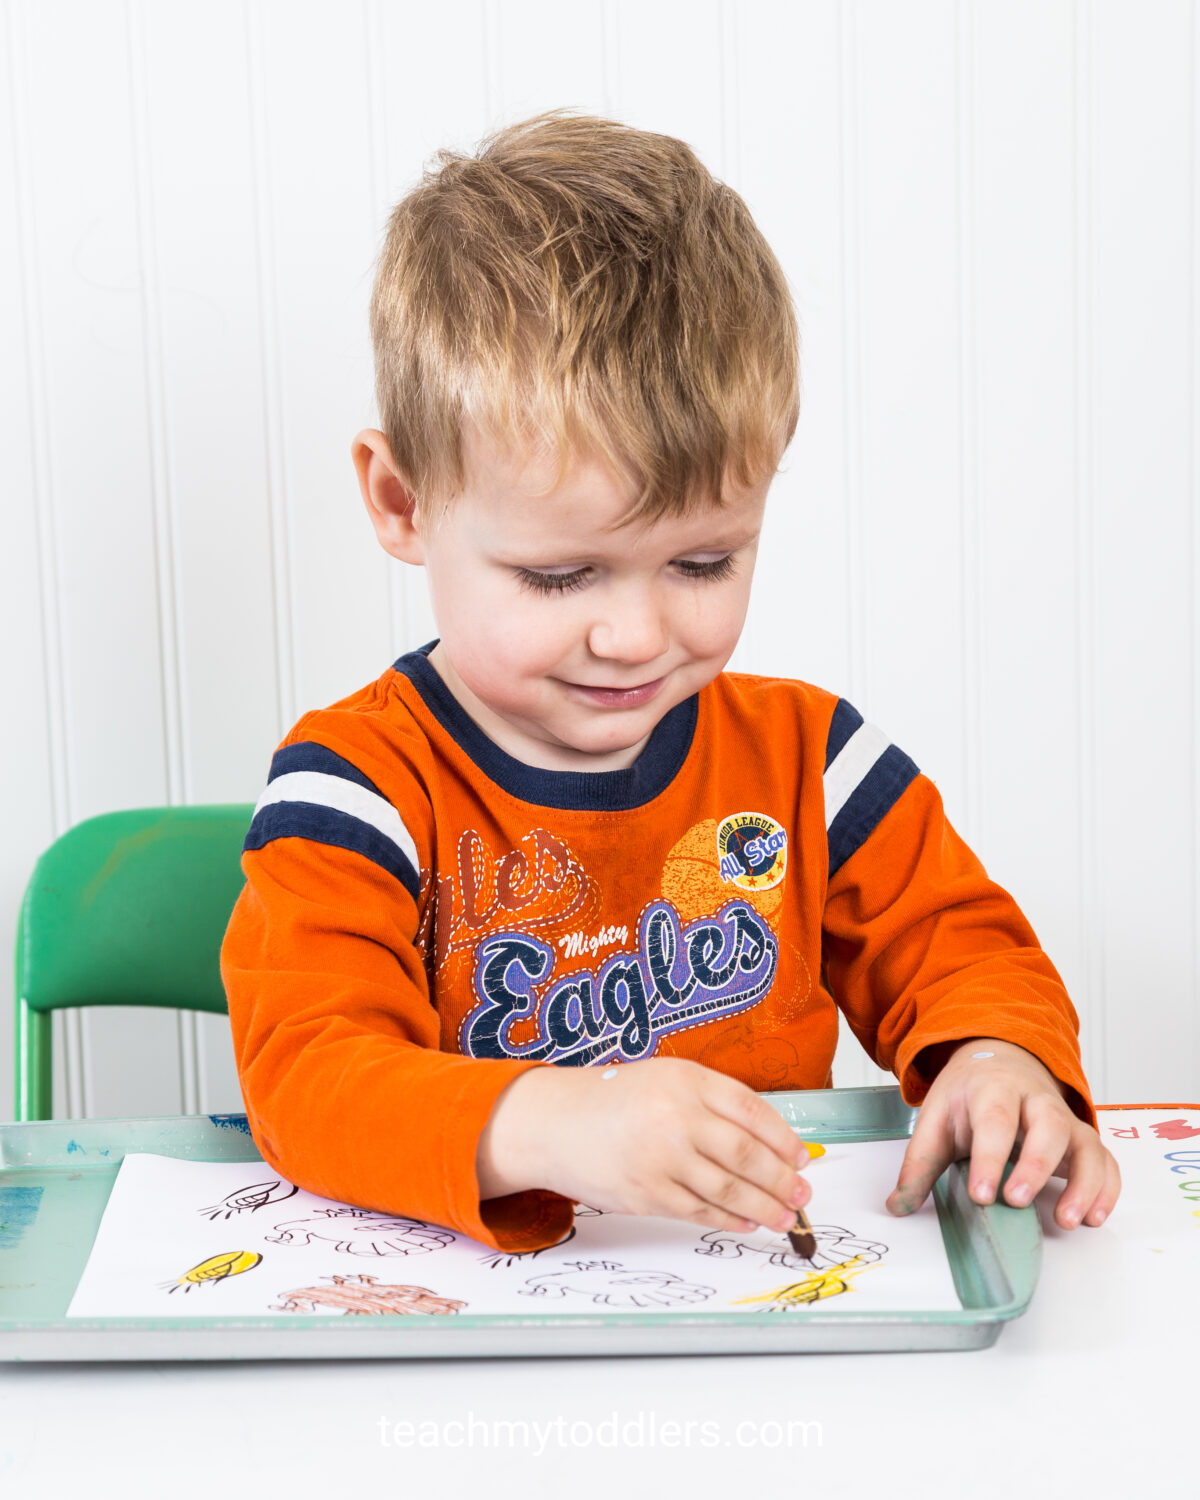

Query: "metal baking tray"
<box><xmin>0</xmin><ymin>1085</ymin><xmax>1040</xmax><ymax>1360</ymax></box>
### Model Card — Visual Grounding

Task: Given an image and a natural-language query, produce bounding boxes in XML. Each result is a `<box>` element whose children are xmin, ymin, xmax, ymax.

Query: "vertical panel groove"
<box><xmin>956</xmin><ymin>0</ymin><xmax>982</xmax><ymax>842</ymax></box>
<box><xmin>599</xmin><ymin>0</ymin><xmax>616</xmax><ymax>118</ymax></box>
<box><xmin>8</xmin><ymin>0</ymin><xmax>82</xmax><ymax>1116</ymax></box>
<box><xmin>1073</xmin><ymin>0</ymin><xmax>1103</xmax><ymax>1096</ymax></box>
<box><xmin>127</xmin><ymin>0</ymin><xmax>197</xmax><ymax>1113</ymax></box>
<box><xmin>361</xmin><ymin>1</ymin><xmax>399</xmax><ymax>651</ymax></box>
<box><xmin>1191</xmin><ymin>0</ymin><xmax>1199</xmax><ymax>1073</ymax></box>
<box><xmin>245</xmin><ymin>0</ymin><xmax>297</xmax><ymax>735</ymax></box>
<box><xmin>482</xmin><ymin>0</ymin><xmax>499</xmax><ymax>129</ymax></box>
<box><xmin>719</xmin><ymin>0</ymin><xmax>752</xmax><ymax>672</ymax></box>
<box><xmin>835</xmin><ymin>0</ymin><xmax>871</xmax><ymax>1085</ymax></box>
<box><xmin>837</xmin><ymin>0</ymin><xmax>866</xmax><ymax>709</ymax></box>
<box><xmin>6</xmin><ymin>0</ymin><xmax>66</xmax><ymax>834</ymax></box>
<box><xmin>720</xmin><ymin>1</ymin><xmax>741</xmax><ymax>183</ymax></box>
<box><xmin>363</xmin><ymin>0</ymin><xmax>402</xmax><ymax>659</ymax></box>
<box><xmin>127</xmin><ymin>0</ymin><xmax>184</xmax><ymax>807</ymax></box>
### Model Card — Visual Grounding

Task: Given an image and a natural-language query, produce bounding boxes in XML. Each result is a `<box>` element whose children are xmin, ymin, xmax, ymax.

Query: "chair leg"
<box><xmin>15</xmin><ymin>998</ymin><xmax>52</xmax><ymax>1122</ymax></box>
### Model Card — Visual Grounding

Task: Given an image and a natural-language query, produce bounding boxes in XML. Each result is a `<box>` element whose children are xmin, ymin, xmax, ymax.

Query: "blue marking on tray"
<box><xmin>207</xmin><ymin>1113</ymin><xmax>252</xmax><ymax>1135</ymax></box>
<box><xmin>66</xmin><ymin>1139</ymin><xmax>85</xmax><ymax>1154</ymax></box>
<box><xmin>0</xmin><ymin>1186</ymin><xmax>45</xmax><ymax>1248</ymax></box>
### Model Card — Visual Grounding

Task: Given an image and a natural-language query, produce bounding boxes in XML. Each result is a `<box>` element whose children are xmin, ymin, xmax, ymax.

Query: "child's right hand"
<box><xmin>476</xmin><ymin>1057</ymin><xmax>811</xmax><ymax>1234</ymax></box>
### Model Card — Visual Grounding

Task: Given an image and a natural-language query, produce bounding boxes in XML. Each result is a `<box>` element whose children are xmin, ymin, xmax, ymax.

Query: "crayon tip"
<box><xmin>787</xmin><ymin>1205</ymin><xmax>817</xmax><ymax>1259</ymax></box>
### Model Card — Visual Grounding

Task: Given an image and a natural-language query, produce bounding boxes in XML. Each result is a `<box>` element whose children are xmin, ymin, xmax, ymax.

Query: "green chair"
<box><xmin>13</xmin><ymin>804</ymin><xmax>255</xmax><ymax>1121</ymax></box>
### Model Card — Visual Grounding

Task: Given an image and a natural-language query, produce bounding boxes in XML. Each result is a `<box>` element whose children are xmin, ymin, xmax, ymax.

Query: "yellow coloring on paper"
<box><xmin>165</xmin><ymin>1249</ymin><xmax>263</xmax><ymax>1292</ymax></box>
<box><xmin>732</xmin><ymin>1254</ymin><xmax>873</xmax><ymax>1308</ymax></box>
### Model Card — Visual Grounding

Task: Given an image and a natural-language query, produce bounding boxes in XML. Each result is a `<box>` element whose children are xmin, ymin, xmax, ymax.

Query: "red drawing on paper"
<box><xmin>271</xmin><ymin>1273</ymin><xmax>465</xmax><ymax>1316</ymax></box>
<box><xmin>1149</xmin><ymin>1119</ymin><xmax>1200</xmax><ymax>1141</ymax></box>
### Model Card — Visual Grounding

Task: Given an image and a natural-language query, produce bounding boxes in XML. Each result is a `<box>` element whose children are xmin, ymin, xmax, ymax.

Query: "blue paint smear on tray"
<box><xmin>208</xmin><ymin>1113</ymin><xmax>251</xmax><ymax>1135</ymax></box>
<box><xmin>0</xmin><ymin>1186</ymin><xmax>44</xmax><ymax>1248</ymax></box>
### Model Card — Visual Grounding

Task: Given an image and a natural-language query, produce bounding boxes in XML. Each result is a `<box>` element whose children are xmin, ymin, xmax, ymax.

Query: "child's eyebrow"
<box><xmin>676</xmin><ymin>527</ymin><xmax>762</xmax><ymax>551</ymax></box>
<box><xmin>661</xmin><ymin>526</ymin><xmax>764</xmax><ymax>557</ymax></box>
<box><xmin>495</xmin><ymin>527</ymin><xmax>762</xmax><ymax>568</ymax></box>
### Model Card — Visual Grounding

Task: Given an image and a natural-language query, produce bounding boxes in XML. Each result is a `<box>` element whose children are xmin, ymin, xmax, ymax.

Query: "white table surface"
<box><xmin>0</xmin><ymin>1106</ymin><xmax>1194</xmax><ymax>1500</ymax></box>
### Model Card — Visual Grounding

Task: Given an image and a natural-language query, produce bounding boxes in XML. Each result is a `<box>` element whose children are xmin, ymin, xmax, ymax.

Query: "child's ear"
<box><xmin>351</xmin><ymin>429</ymin><xmax>426</xmax><ymax>564</ymax></box>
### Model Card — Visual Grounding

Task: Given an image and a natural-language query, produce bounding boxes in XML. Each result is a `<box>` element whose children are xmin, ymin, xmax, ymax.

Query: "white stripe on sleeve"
<box><xmin>823</xmin><ymin>722</ymin><xmax>890</xmax><ymax>831</ymax></box>
<box><xmin>253</xmin><ymin>770</ymin><xmax>419</xmax><ymax>872</ymax></box>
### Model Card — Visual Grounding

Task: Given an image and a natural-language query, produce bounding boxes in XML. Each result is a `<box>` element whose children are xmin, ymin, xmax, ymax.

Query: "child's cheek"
<box><xmin>689</xmin><ymin>592</ymin><xmax>747</xmax><ymax>656</ymax></box>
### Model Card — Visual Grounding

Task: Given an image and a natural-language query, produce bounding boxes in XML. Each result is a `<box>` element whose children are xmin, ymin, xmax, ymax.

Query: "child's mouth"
<box><xmin>565</xmin><ymin>676</ymin><xmax>666</xmax><ymax>708</ymax></box>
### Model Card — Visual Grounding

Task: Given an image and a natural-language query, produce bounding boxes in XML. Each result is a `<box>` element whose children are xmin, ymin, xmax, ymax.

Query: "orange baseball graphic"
<box><xmin>661</xmin><ymin>820</ymin><xmax>786</xmax><ymax>925</ymax></box>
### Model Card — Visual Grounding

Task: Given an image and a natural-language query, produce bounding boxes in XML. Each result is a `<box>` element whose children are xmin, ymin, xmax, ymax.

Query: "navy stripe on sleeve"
<box><xmin>824</xmin><ymin>698</ymin><xmax>863</xmax><ymax>771</ymax></box>
<box><xmin>245</xmin><ymin>740</ymin><xmax>421</xmax><ymax>900</ymax></box>
<box><xmin>266</xmin><ymin>740</ymin><xmax>387</xmax><ymax>798</ymax></box>
<box><xmin>243</xmin><ymin>800</ymin><xmax>420</xmax><ymax>901</ymax></box>
<box><xmin>826</xmin><ymin>744</ymin><xmax>920</xmax><ymax>879</ymax></box>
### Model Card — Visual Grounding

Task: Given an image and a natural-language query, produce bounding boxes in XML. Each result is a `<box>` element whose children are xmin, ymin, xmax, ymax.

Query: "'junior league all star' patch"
<box><xmin>716</xmin><ymin>811</ymin><xmax>788</xmax><ymax>891</ymax></box>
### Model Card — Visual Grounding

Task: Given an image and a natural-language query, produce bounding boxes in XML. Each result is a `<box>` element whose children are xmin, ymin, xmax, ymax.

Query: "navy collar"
<box><xmin>393</xmin><ymin>642</ymin><xmax>698</xmax><ymax>811</ymax></box>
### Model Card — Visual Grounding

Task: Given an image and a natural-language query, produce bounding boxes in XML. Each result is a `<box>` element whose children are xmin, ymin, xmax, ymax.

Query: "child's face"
<box><xmin>358</xmin><ymin>423</ymin><xmax>771</xmax><ymax>772</ymax></box>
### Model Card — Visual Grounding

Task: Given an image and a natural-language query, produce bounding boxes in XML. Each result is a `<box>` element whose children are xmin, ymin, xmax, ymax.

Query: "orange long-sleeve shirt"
<box><xmin>221</xmin><ymin>644</ymin><xmax>1095</xmax><ymax>1252</ymax></box>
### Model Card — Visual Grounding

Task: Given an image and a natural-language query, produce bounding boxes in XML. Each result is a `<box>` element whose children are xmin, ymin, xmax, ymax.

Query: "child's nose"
<box><xmin>586</xmin><ymin>589</ymin><xmax>669</xmax><ymax>663</ymax></box>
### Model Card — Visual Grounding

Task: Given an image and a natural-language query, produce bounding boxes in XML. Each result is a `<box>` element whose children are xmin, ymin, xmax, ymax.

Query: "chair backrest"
<box><xmin>13</xmin><ymin>804</ymin><xmax>254</xmax><ymax>1120</ymax></box>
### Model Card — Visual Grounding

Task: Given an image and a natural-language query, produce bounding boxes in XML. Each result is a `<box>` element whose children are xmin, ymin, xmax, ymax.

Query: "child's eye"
<box><xmin>515</xmin><ymin>567</ymin><xmax>590</xmax><ymax>596</ymax></box>
<box><xmin>674</xmin><ymin>555</ymin><xmax>737</xmax><ymax>582</ymax></box>
<box><xmin>514</xmin><ymin>555</ymin><xmax>736</xmax><ymax>596</ymax></box>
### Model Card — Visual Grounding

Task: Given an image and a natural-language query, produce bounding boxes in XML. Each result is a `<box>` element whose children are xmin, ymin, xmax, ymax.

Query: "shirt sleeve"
<box><xmin>220</xmin><ymin>731</ymin><xmax>575</xmax><ymax>1252</ymax></box>
<box><xmin>819</xmin><ymin>700</ymin><xmax>1097</xmax><ymax>1126</ymax></box>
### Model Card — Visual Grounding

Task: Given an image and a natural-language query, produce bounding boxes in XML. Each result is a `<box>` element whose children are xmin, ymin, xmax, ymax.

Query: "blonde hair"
<box><xmin>370</xmin><ymin>109</ymin><xmax>800</xmax><ymax>522</ymax></box>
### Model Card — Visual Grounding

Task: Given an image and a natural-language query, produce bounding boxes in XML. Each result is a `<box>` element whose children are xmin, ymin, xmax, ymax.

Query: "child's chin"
<box><xmin>562</xmin><ymin>724</ymin><xmax>656</xmax><ymax>767</ymax></box>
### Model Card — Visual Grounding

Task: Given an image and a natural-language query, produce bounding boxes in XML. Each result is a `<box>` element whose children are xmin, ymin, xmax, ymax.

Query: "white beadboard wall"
<box><xmin>2</xmin><ymin>0</ymin><xmax>1198</xmax><ymax>1121</ymax></box>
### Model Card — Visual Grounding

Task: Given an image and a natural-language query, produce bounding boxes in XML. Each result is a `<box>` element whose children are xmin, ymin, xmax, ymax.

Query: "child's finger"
<box><xmin>885</xmin><ymin>1110</ymin><xmax>957</xmax><ymax>1216</ymax></box>
<box><xmin>690</xmin><ymin>1128</ymin><xmax>810</xmax><ymax>1224</ymax></box>
<box><xmin>656</xmin><ymin>1181</ymin><xmax>763</xmax><ymax>1235</ymax></box>
<box><xmin>693</xmin><ymin>1118</ymin><xmax>811</xmax><ymax>1218</ymax></box>
<box><xmin>998</xmin><ymin>1099</ymin><xmax>1073</xmax><ymax>1209</ymax></box>
<box><xmin>1048</xmin><ymin>1127</ymin><xmax>1121</xmax><ymax>1230</ymax></box>
<box><xmin>962</xmin><ymin>1098</ymin><xmax>1025</xmax><ymax>1206</ymax></box>
<box><xmin>685</xmin><ymin>1155</ymin><xmax>811</xmax><ymax>1234</ymax></box>
<box><xmin>704</xmin><ymin>1074</ymin><xmax>810</xmax><ymax>1169</ymax></box>
<box><xmin>1081</xmin><ymin>1150</ymin><xmax>1122</xmax><ymax>1227</ymax></box>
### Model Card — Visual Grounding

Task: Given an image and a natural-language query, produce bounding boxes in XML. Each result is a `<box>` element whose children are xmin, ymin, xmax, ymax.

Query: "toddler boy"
<box><xmin>221</xmin><ymin>110</ymin><xmax>1119</xmax><ymax>1252</ymax></box>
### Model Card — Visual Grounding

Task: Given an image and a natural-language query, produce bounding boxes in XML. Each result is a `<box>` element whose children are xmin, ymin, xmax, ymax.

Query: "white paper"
<box><xmin>67</xmin><ymin>1140</ymin><xmax>962</xmax><ymax>1318</ymax></box>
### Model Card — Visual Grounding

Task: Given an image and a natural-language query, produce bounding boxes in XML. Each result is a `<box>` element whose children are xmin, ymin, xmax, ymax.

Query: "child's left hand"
<box><xmin>885</xmin><ymin>1037</ymin><xmax>1121</xmax><ymax>1230</ymax></box>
